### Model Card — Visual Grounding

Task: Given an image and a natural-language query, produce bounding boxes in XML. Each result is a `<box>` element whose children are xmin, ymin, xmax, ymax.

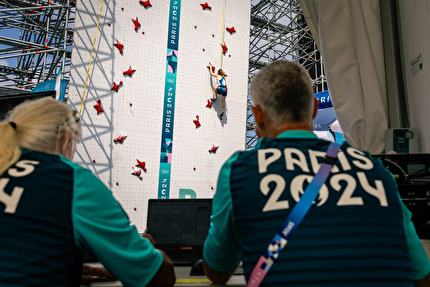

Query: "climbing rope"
<box><xmin>78</xmin><ymin>0</ymin><xmax>104</xmax><ymax>119</ymax></box>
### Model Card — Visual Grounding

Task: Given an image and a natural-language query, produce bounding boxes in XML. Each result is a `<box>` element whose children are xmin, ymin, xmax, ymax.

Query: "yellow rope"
<box><xmin>78</xmin><ymin>0</ymin><xmax>104</xmax><ymax>119</ymax></box>
<box><xmin>219</xmin><ymin>0</ymin><xmax>226</xmax><ymax>68</ymax></box>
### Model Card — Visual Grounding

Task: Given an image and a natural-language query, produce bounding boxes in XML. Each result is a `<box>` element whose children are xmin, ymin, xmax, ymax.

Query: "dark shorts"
<box><xmin>216</xmin><ymin>86</ymin><xmax>227</xmax><ymax>97</ymax></box>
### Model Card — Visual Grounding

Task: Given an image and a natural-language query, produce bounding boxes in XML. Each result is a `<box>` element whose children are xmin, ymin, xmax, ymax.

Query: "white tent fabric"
<box><xmin>300</xmin><ymin>0</ymin><xmax>388</xmax><ymax>153</ymax></box>
<box><xmin>329</xmin><ymin>119</ymin><xmax>343</xmax><ymax>134</ymax></box>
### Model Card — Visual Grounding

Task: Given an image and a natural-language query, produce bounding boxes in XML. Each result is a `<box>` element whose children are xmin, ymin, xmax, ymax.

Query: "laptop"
<box><xmin>146</xmin><ymin>199</ymin><xmax>213</xmax><ymax>266</ymax></box>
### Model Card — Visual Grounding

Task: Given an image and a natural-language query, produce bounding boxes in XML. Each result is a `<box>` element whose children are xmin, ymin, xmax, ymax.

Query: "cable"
<box><xmin>78</xmin><ymin>0</ymin><xmax>104</xmax><ymax>119</ymax></box>
<box><xmin>382</xmin><ymin>158</ymin><xmax>408</xmax><ymax>183</ymax></box>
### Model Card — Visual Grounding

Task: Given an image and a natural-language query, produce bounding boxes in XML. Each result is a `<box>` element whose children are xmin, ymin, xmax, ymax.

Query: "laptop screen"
<box><xmin>146</xmin><ymin>199</ymin><xmax>212</xmax><ymax>265</ymax></box>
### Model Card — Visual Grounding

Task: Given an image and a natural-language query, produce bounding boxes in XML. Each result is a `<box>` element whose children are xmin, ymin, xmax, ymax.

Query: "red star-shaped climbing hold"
<box><xmin>207</xmin><ymin>62</ymin><xmax>215</xmax><ymax>73</ymax></box>
<box><xmin>111</xmin><ymin>81</ymin><xmax>123</xmax><ymax>92</ymax></box>
<box><xmin>114</xmin><ymin>39</ymin><xmax>124</xmax><ymax>54</ymax></box>
<box><xmin>226</xmin><ymin>26</ymin><xmax>236</xmax><ymax>34</ymax></box>
<box><xmin>206</xmin><ymin>99</ymin><xmax>212</xmax><ymax>108</ymax></box>
<box><xmin>93</xmin><ymin>99</ymin><xmax>103</xmax><ymax>115</ymax></box>
<box><xmin>221</xmin><ymin>42</ymin><xmax>228</xmax><ymax>55</ymax></box>
<box><xmin>193</xmin><ymin>115</ymin><xmax>201</xmax><ymax>128</ymax></box>
<box><xmin>135</xmin><ymin>159</ymin><xmax>147</xmax><ymax>171</ymax></box>
<box><xmin>113</xmin><ymin>133</ymin><xmax>127</xmax><ymax>144</ymax></box>
<box><xmin>209</xmin><ymin>145</ymin><xmax>219</xmax><ymax>153</ymax></box>
<box><xmin>123</xmin><ymin>66</ymin><xmax>136</xmax><ymax>77</ymax></box>
<box><xmin>139</xmin><ymin>0</ymin><xmax>152</xmax><ymax>8</ymax></box>
<box><xmin>132</xmin><ymin>17</ymin><xmax>141</xmax><ymax>31</ymax></box>
<box><xmin>131</xmin><ymin>167</ymin><xmax>142</xmax><ymax>179</ymax></box>
<box><xmin>200</xmin><ymin>2</ymin><xmax>211</xmax><ymax>10</ymax></box>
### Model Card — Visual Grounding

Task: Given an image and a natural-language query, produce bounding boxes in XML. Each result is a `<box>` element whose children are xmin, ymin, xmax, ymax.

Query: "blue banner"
<box><xmin>315</xmin><ymin>90</ymin><xmax>332</xmax><ymax>110</ymax></box>
<box><xmin>313</xmin><ymin>90</ymin><xmax>336</xmax><ymax>131</ymax></box>
<box><xmin>158</xmin><ymin>0</ymin><xmax>181</xmax><ymax>199</ymax></box>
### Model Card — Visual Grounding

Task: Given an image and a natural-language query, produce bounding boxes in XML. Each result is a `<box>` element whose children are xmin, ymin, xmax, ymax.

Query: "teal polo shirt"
<box><xmin>204</xmin><ymin>130</ymin><xmax>430</xmax><ymax>286</ymax></box>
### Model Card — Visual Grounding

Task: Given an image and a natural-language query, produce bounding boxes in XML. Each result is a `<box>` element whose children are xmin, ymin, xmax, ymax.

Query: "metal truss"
<box><xmin>0</xmin><ymin>0</ymin><xmax>75</xmax><ymax>93</ymax></box>
<box><xmin>0</xmin><ymin>0</ymin><xmax>322</xmax><ymax>149</ymax></box>
<box><xmin>246</xmin><ymin>0</ymin><xmax>326</xmax><ymax>149</ymax></box>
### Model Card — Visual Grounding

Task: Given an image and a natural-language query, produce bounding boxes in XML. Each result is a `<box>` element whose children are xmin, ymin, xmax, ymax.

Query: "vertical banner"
<box><xmin>158</xmin><ymin>0</ymin><xmax>181</xmax><ymax>199</ymax></box>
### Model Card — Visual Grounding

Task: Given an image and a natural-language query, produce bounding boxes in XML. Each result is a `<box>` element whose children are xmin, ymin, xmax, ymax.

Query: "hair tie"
<box><xmin>8</xmin><ymin>121</ymin><xmax>17</xmax><ymax>130</ymax></box>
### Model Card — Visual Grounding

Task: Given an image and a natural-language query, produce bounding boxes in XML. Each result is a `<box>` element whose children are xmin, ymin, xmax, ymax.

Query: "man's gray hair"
<box><xmin>250</xmin><ymin>60</ymin><xmax>314</xmax><ymax>126</ymax></box>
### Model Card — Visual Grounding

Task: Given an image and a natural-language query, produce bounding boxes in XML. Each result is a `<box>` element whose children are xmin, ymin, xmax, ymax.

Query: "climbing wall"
<box><xmin>67</xmin><ymin>0</ymin><xmax>251</xmax><ymax>230</ymax></box>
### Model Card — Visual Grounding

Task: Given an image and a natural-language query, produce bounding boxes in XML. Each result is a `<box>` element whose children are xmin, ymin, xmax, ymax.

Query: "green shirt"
<box><xmin>0</xmin><ymin>151</ymin><xmax>162</xmax><ymax>286</ymax></box>
<box><xmin>204</xmin><ymin>131</ymin><xmax>430</xmax><ymax>285</ymax></box>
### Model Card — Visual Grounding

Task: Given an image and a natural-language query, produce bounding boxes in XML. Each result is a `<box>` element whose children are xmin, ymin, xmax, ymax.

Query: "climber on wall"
<box><xmin>209</xmin><ymin>63</ymin><xmax>228</xmax><ymax>119</ymax></box>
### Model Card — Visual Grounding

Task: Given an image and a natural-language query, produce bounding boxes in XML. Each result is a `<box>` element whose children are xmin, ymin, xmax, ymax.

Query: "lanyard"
<box><xmin>247</xmin><ymin>142</ymin><xmax>341</xmax><ymax>287</ymax></box>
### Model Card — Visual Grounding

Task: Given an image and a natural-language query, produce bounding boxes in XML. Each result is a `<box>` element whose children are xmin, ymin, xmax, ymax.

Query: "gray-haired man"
<box><xmin>203</xmin><ymin>60</ymin><xmax>430</xmax><ymax>287</ymax></box>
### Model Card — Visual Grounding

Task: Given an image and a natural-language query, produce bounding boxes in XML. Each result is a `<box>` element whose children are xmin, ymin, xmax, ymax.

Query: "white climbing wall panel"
<box><xmin>68</xmin><ymin>0</ymin><xmax>250</xmax><ymax>231</ymax></box>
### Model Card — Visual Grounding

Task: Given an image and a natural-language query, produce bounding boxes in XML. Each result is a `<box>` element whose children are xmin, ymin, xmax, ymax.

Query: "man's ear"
<box><xmin>251</xmin><ymin>105</ymin><xmax>266</xmax><ymax>139</ymax></box>
<box><xmin>251</xmin><ymin>105</ymin><xmax>263</xmax><ymax>124</ymax></box>
<box><xmin>312</xmin><ymin>97</ymin><xmax>319</xmax><ymax>120</ymax></box>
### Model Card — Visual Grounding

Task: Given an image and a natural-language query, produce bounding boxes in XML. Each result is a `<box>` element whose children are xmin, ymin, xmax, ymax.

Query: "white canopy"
<box><xmin>300</xmin><ymin>0</ymin><xmax>388</xmax><ymax>153</ymax></box>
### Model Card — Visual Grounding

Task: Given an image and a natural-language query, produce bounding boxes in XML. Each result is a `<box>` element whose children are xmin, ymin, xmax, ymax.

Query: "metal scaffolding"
<box><xmin>246</xmin><ymin>0</ymin><xmax>326</xmax><ymax>149</ymax></box>
<box><xmin>0</xmin><ymin>0</ymin><xmax>323</xmax><ymax>149</ymax></box>
<box><xmin>0</xmin><ymin>0</ymin><xmax>75</xmax><ymax>94</ymax></box>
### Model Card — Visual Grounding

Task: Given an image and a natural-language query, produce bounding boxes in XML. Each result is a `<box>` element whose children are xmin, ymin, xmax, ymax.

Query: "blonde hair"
<box><xmin>0</xmin><ymin>97</ymin><xmax>81</xmax><ymax>175</ymax></box>
<box><xmin>218</xmin><ymin>69</ymin><xmax>228</xmax><ymax>77</ymax></box>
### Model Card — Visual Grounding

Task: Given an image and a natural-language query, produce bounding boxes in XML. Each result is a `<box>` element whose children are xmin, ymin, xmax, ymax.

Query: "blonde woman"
<box><xmin>209</xmin><ymin>63</ymin><xmax>228</xmax><ymax>118</ymax></box>
<box><xmin>0</xmin><ymin>97</ymin><xmax>175</xmax><ymax>287</ymax></box>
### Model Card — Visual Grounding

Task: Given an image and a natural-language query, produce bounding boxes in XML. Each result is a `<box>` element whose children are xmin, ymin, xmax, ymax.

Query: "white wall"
<box><xmin>398</xmin><ymin>0</ymin><xmax>430</xmax><ymax>152</ymax></box>
<box><xmin>68</xmin><ymin>0</ymin><xmax>250</xmax><ymax>230</ymax></box>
